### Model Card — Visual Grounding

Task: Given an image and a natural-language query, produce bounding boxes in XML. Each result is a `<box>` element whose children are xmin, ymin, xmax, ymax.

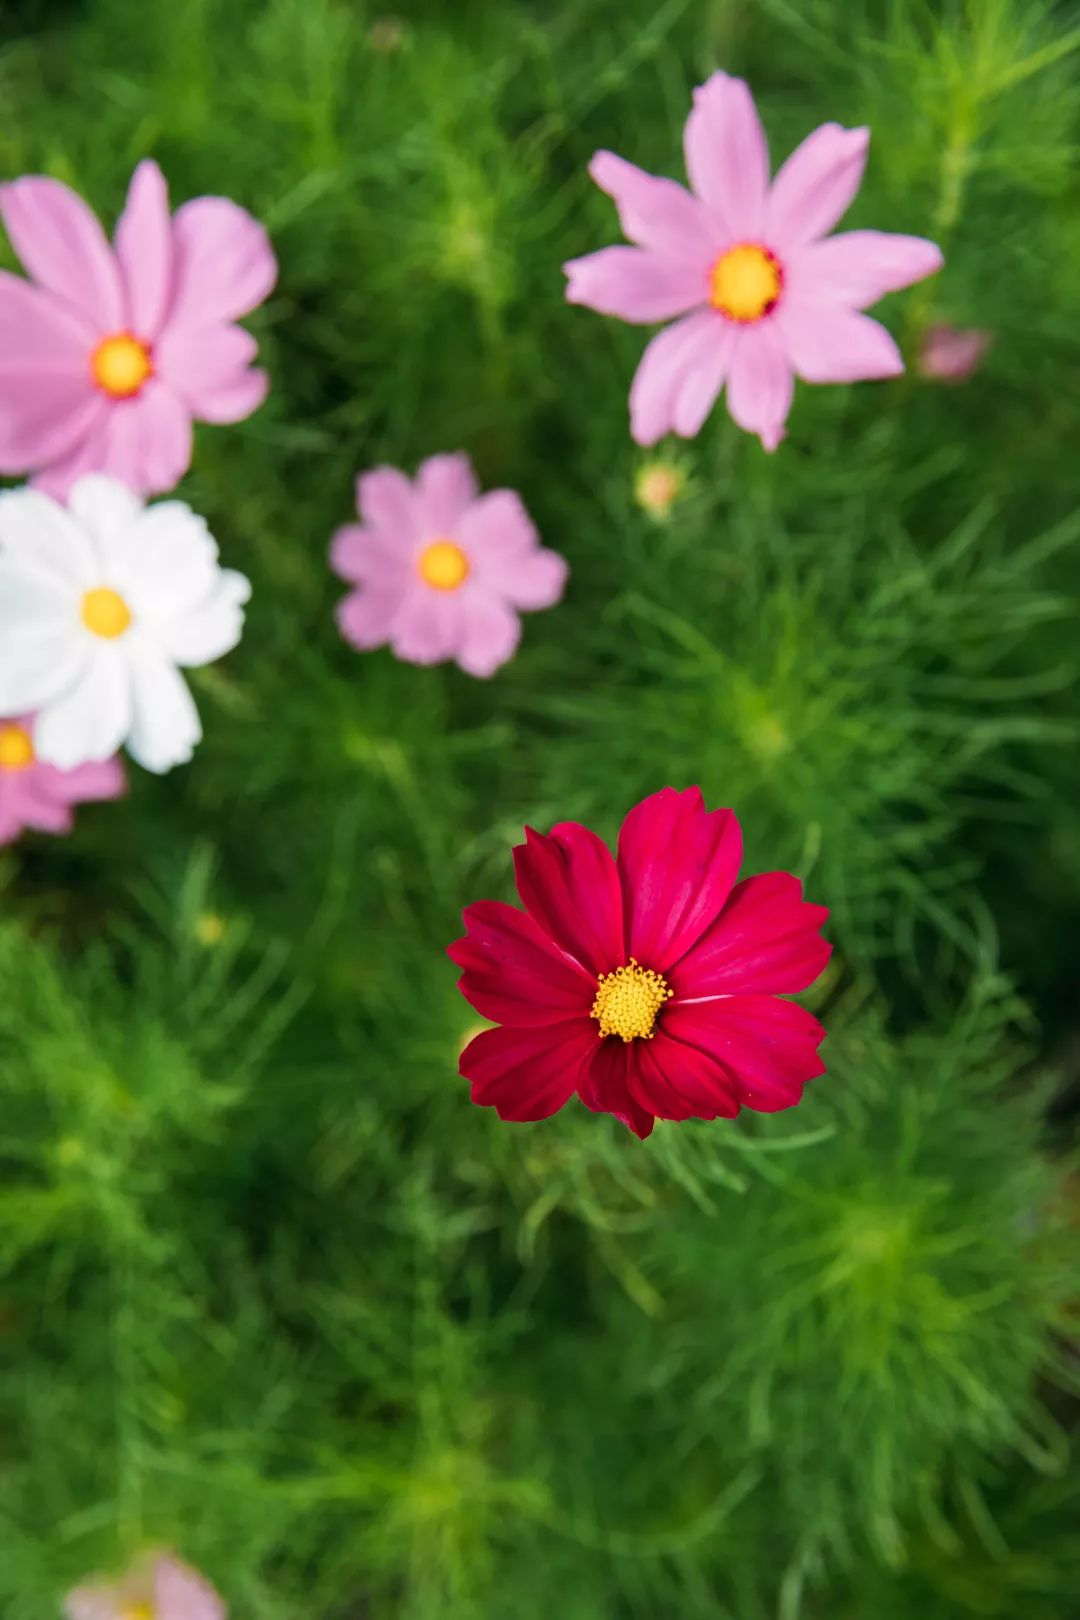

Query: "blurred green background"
<box><xmin>1</xmin><ymin>0</ymin><xmax>1079</xmax><ymax>1615</ymax></box>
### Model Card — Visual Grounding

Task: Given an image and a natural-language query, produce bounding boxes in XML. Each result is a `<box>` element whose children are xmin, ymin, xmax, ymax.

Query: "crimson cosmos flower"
<box><xmin>449</xmin><ymin>787</ymin><xmax>831</xmax><ymax>1138</ymax></box>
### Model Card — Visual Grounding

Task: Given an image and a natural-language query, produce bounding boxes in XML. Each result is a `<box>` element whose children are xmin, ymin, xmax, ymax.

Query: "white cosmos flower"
<box><xmin>0</xmin><ymin>475</ymin><xmax>250</xmax><ymax>774</ymax></box>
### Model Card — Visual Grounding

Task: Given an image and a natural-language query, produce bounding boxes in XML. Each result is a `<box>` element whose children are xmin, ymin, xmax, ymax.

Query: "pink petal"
<box><xmin>167</xmin><ymin>196</ymin><xmax>276</xmax><ymax>329</ymax></box>
<box><xmin>629</xmin><ymin>1027</ymin><xmax>741</xmax><ymax>1122</ymax></box>
<box><xmin>790</xmin><ymin>230</ymin><xmax>943</xmax><ymax>308</ymax></box>
<box><xmin>629</xmin><ymin>310</ymin><xmax>730</xmax><ymax>446</ymax></box>
<box><xmin>65</xmin><ymin>1579</ymin><xmax>138</xmax><ymax>1620</ymax></box>
<box><xmin>448</xmin><ymin>898</ymin><xmax>594</xmax><ymax>1027</ymax></box>
<box><xmin>186</xmin><ymin>366</ymin><xmax>268</xmax><ymax>425</ymax></box>
<box><xmin>356</xmin><ymin>466</ymin><xmax>421</xmax><ymax>538</ymax></box>
<box><xmin>726</xmin><ymin>324</ymin><xmax>794</xmax><ymax>450</ymax></box>
<box><xmin>415</xmin><ymin>451</ymin><xmax>478</xmax><ymax>533</ymax></box>
<box><xmin>155</xmin><ymin>321</ymin><xmax>256</xmax><ymax>402</ymax></box>
<box><xmin>588</xmin><ymin>150</ymin><xmax>717</xmax><ymax>265</ymax></box>
<box><xmin>6</xmin><ymin>776</ymin><xmax>75</xmax><ymax>835</ymax></box>
<box><xmin>616</xmin><ymin>787</ymin><xmax>743</xmax><ymax>972</ymax></box>
<box><xmin>115</xmin><ymin>160</ymin><xmax>173</xmax><ymax>338</ymax></box>
<box><xmin>329</xmin><ymin>524</ymin><xmax>406</xmax><ymax>586</ymax></box>
<box><xmin>460</xmin><ymin>1019</ymin><xmax>593</xmax><ymax>1122</ymax></box>
<box><xmin>155</xmin><ymin>1555</ymin><xmax>226</xmax><ymax>1620</ymax></box>
<box><xmin>579</xmin><ymin>1039</ymin><xmax>655</xmax><ymax>1138</ymax></box>
<box><xmin>766</xmin><ymin>123</ymin><xmax>869</xmax><ymax>250</ymax></box>
<box><xmin>97</xmin><ymin>382</ymin><xmax>193</xmax><ymax>495</ymax></box>
<box><xmin>454</xmin><ymin>491</ymin><xmax>567</xmax><ymax>610</ymax></box>
<box><xmin>0</xmin><ymin>783</ymin><xmax>27</xmax><ymax>846</ymax></box>
<box><xmin>919</xmin><ymin>323</ymin><xmax>992</xmax><ymax>382</ymax></box>
<box><xmin>0</xmin><ymin>176</ymin><xmax>124</xmax><ymax>329</ymax></box>
<box><xmin>683</xmin><ymin>72</ymin><xmax>770</xmax><ymax>239</ymax></box>
<box><xmin>776</xmin><ymin>303</ymin><xmax>904</xmax><ymax>383</ymax></box>
<box><xmin>455</xmin><ymin>590</ymin><xmax>521</xmax><ymax>678</ymax></box>
<box><xmin>676</xmin><ymin>872</ymin><xmax>831</xmax><ymax>996</ymax></box>
<box><xmin>43</xmin><ymin>753</ymin><xmax>127</xmax><ymax>805</ymax></box>
<box><xmin>513</xmin><ymin>820</ymin><xmax>624</xmax><ymax>977</ymax></box>
<box><xmin>336</xmin><ymin>587</ymin><xmax>402</xmax><ymax>650</ymax></box>
<box><xmin>0</xmin><ymin>377</ymin><xmax>107</xmax><ymax>477</ymax></box>
<box><xmin>663</xmin><ymin>996</ymin><xmax>827</xmax><ymax>1113</ymax></box>
<box><xmin>388</xmin><ymin>587</ymin><xmax>464</xmax><ymax>666</ymax></box>
<box><xmin>564</xmin><ymin>246</ymin><xmax>707</xmax><ymax>324</ymax></box>
<box><xmin>27</xmin><ymin>400</ymin><xmax>113</xmax><ymax>497</ymax></box>
<box><xmin>0</xmin><ymin>269</ymin><xmax>97</xmax><ymax>368</ymax></box>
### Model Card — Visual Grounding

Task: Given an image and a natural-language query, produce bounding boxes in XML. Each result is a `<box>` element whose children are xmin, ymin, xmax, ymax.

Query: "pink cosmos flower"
<box><xmin>564</xmin><ymin>72</ymin><xmax>944</xmax><ymax>450</ymax></box>
<box><xmin>0</xmin><ymin>160</ymin><xmax>276</xmax><ymax>498</ymax></box>
<box><xmin>918</xmin><ymin>322</ymin><xmax>992</xmax><ymax>382</ymax></box>
<box><xmin>0</xmin><ymin>711</ymin><xmax>125</xmax><ymax>846</ymax></box>
<box><xmin>330</xmin><ymin>453</ymin><xmax>568</xmax><ymax>678</ymax></box>
<box><xmin>449</xmin><ymin>786</ymin><xmax>831</xmax><ymax>1139</ymax></box>
<box><xmin>65</xmin><ymin>1551</ymin><xmax>225</xmax><ymax>1620</ymax></box>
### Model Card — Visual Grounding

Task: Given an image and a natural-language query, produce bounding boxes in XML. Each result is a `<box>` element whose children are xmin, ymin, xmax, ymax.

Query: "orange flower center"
<box><xmin>591</xmin><ymin>959</ymin><xmax>672</xmax><ymax>1043</ymax></box>
<box><xmin>0</xmin><ymin>723</ymin><xmax>34</xmax><ymax>771</ymax></box>
<box><xmin>81</xmin><ymin>587</ymin><xmax>132</xmax><ymax>639</ymax></box>
<box><xmin>91</xmin><ymin>332</ymin><xmax>153</xmax><ymax>398</ymax></box>
<box><xmin>709</xmin><ymin>244</ymin><xmax>782</xmax><ymax>322</ymax></box>
<box><xmin>418</xmin><ymin>539</ymin><xmax>470</xmax><ymax>591</ymax></box>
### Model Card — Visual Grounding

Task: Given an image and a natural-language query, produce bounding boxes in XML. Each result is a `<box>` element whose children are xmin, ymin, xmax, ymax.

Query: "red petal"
<box><xmin>676</xmin><ymin>872</ymin><xmax>831</xmax><ymax>996</ymax></box>
<box><xmin>448</xmin><ymin>900</ymin><xmax>593</xmax><ymax>1026</ymax></box>
<box><xmin>663</xmin><ymin>997</ymin><xmax>827</xmax><ymax>1114</ymax></box>
<box><xmin>513</xmin><ymin>820</ymin><xmax>623</xmax><ymax>976</ymax></box>
<box><xmin>578</xmin><ymin>1039</ymin><xmax>655</xmax><ymax>1138</ymax></box>
<box><xmin>627</xmin><ymin>1027</ymin><xmax>740</xmax><ymax>1122</ymax></box>
<box><xmin>617</xmin><ymin>787</ymin><xmax>743</xmax><ymax>972</ymax></box>
<box><xmin>460</xmin><ymin>1019</ymin><xmax>593</xmax><ymax>1122</ymax></box>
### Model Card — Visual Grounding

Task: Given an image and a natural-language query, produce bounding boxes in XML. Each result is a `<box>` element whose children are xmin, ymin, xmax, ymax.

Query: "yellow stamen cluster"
<box><xmin>709</xmin><ymin>243</ymin><xmax>782</xmax><ymax>323</ymax></box>
<box><xmin>591</xmin><ymin>958</ymin><xmax>672</xmax><ymax>1043</ymax></box>
<box><xmin>418</xmin><ymin>538</ymin><xmax>470</xmax><ymax>591</ymax></box>
<box><xmin>634</xmin><ymin>462</ymin><xmax>684</xmax><ymax>521</ymax></box>
<box><xmin>81</xmin><ymin>587</ymin><xmax>132</xmax><ymax>639</ymax></box>
<box><xmin>0</xmin><ymin>723</ymin><xmax>34</xmax><ymax>771</ymax></box>
<box><xmin>120</xmin><ymin>1604</ymin><xmax>155</xmax><ymax>1620</ymax></box>
<box><xmin>91</xmin><ymin>332</ymin><xmax>153</xmax><ymax>399</ymax></box>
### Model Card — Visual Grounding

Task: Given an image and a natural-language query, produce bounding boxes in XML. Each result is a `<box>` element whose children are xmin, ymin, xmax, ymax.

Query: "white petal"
<box><xmin>67</xmin><ymin>474</ymin><xmax>144</xmax><ymax>550</ymax></box>
<box><xmin>0</xmin><ymin>487</ymin><xmax>97</xmax><ymax>586</ymax></box>
<box><xmin>34</xmin><ymin>646</ymin><xmax>132</xmax><ymax>768</ymax></box>
<box><xmin>0</xmin><ymin>633</ymin><xmax>88</xmax><ymax>713</ymax></box>
<box><xmin>157</xmin><ymin>569</ymin><xmax>251</xmax><ymax>666</ymax></box>
<box><xmin>122</xmin><ymin>500</ymin><xmax>222</xmax><ymax>617</ymax></box>
<box><xmin>0</xmin><ymin>559</ymin><xmax>75</xmax><ymax>640</ymax></box>
<box><xmin>125</xmin><ymin>643</ymin><xmax>202</xmax><ymax>773</ymax></box>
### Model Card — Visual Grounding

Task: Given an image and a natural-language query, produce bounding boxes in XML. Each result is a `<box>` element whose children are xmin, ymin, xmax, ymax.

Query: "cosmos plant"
<box><xmin>450</xmin><ymin>787</ymin><xmax>831</xmax><ymax>1138</ymax></box>
<box><xmin>0</xmin><ymin>160</ymin><xmax>275</xmax><ymax>498</ymax></box>
<box><xmin>565</xmin><ymin>71</ymin><xmax>943</xmax><ymax>450</ymax></box>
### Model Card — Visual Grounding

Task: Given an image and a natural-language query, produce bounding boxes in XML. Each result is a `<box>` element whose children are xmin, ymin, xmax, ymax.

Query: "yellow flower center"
<box><xmin>591</xmin><ymin>958</ymin><xmax>673</xmax><ymax>1043</ymax></box>
<box><xmin>418</xmin><ymin>539</ymin><xmax>470</xmax><ymax>591</ymax></box>
<box><xmin>120</xmin><ymin>1605</ymin><xmax>155</xmax><ymax>1620</ymax></box>
<box><xmin>635</xmin><ymin>464</ymin><xmax>683</xmax><ymax>519</ymax></box>
<box><xmin>709</xmin><ymin>244</ymin><xmax>782</xmax><ymax>322</ymax></box>
<box><xmin>0</xmin><ymin>723</ymin><xmax>34</xmax><ymax>771</ymax></box>
<box><xmin>81</xmin><ymin>587</ymin><xmax>132</xmax><ymax>639</ymax></box>
<box><xmin>91</xmin><ymin>332</ymin><xmax>153</xmax><ymax>399</ymax></box>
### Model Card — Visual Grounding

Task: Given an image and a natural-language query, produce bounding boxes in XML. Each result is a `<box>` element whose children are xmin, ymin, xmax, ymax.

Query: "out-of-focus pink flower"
<box><xmin>330</xmin><ymin>452</ymin><xmax>568</xmax><ymax>678</ymax></box>
<box><xmin>0</xmin><ymin>161</ymin><xmax>276</xmax><ymax>498</ymax></box>
<box><xmin>65</xmin><ymin>1551</ymin><xmax>225</xmax><ymax>1620</ymax></box>
<box><xmin>449</xmin><ymin>786</ymin><xmax>832</xmax><ymax>1138</ymax></box>
<box><xmin>918</xmin><ymin>322</ymin><xmax>992</xmax><ymax>382</ymax></box>
<box><xmin>0</xmin><ymin>711</ymin><xmax>124</xmax><ymax>846</ymax></box>
<box><xmin>564</xmin><ymin>72</ymin><xmax>943</xmax><ymax>451</ymax></box>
